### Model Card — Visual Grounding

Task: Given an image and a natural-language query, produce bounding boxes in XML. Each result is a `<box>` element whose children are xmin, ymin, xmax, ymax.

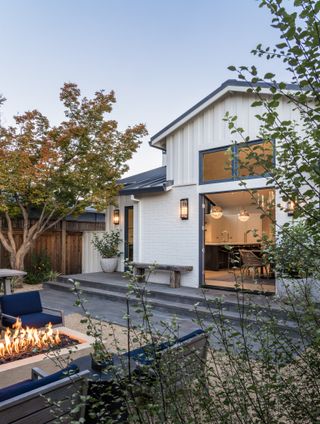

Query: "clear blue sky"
<box><xmin>0</xmin><ymin>0</ymin><xmax>288</xmax><ymax>176</ymax></box>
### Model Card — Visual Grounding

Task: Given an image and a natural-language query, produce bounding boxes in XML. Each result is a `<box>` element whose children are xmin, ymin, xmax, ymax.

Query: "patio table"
<box><xmin>0</xmin><ymin>269</ymin><xmax>27</xmax><ymax>295</ymax></box>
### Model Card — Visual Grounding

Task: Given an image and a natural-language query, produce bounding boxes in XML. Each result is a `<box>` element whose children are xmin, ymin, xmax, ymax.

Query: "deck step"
<box><xmin>56</xmin><ymin>274</ymin><xmax>288</xmax><ymax>321</ymax></box>
<box><xmin>44</xmin><ymin>280</ymin><xmax>296</xmax><ymax>331</ymax></box>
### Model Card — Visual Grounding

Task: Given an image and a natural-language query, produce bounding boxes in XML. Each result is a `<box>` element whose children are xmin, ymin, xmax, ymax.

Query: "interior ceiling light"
<box><xmin>210</xmin><ymin>206</ymin><xmax>223</xmax><ymax>219</ymax></box>
<box><xmin>238</xmin><ymin>209</ymin><xmax>250</xmax><ymax>222</ymax></box>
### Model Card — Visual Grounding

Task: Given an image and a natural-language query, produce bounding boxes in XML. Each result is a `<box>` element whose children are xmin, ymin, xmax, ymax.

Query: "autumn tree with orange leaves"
<box><xmin>0</xmin><ymin>83</ymin><xmax>146</xmax><ymax>271</ymax></box>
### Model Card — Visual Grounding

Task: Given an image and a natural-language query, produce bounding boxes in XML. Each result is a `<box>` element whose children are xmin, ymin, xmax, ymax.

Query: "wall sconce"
<box><xmin>113</xmin><ymin>209</ymin><xmax>120</xmax><ymax>225</ymax></box>
<box><xmin>285</xmin><ymin>200</ymin><xmax>295</xmax><ymax>216</ymax></box>
<box><xmin>180</xmin><ymin>199</ymin><xmax>189</xmax><ymax>220</ymax></box>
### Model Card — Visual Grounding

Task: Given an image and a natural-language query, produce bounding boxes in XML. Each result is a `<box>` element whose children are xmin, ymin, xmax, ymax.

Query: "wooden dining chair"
<box><xmin>239</xmin><ymin>250</ymin><xmax>266</xmax><ymax>280</ymax></box>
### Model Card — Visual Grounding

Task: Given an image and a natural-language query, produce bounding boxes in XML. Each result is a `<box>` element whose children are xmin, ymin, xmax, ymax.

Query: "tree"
<box><xmin>226</xmin><ymin>0</ymin><xmax>320</xmax><ymax>280</ymax></box>
<box><xmin>0</xmin><ymin>83</ymin><xmax>147</xmax><ymax>270</ymax></box>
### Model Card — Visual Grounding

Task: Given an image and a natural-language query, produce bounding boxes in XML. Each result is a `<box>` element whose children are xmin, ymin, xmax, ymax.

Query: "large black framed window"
<box><xmin>200</xmin><ymin>139</ymin><xmax>274</xmax><ymax>184</ymax></box>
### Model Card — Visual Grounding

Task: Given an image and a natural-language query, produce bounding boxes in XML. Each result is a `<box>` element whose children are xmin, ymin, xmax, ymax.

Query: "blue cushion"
<box><xmin>2</xmin><ymin>312</ymin><xmax>62</xmax><ymax>328</ymax></box>
<box><xmin>0</xmin><ymin>291</ymin><xmax>42</xmax><ymax>317</ymax></box>
<box><xmin>153</xmin><ymin>329</ymin><xmax>205</xmax><ymax>352</ymax></box>
<box><xmin>175</xmin><ymin>328</ymin><xmax>204</xmax><ymax>344</ymax></box>
<box><xmin>124</xmin><ymin>329</ymin><xmax>205</xmax><ymax>365</ymax></box>
<box><xmin>124</xmin><ymin>345</ymin><xmax>154</xmax><ymax>365</ymax></box>
<box><xmin>0</xmin><ymin>364</ymin><xmax>79</xmax><ymax>402</ymax></box>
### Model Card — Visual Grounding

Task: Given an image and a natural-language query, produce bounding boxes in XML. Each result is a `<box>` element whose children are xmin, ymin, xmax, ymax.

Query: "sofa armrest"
<box><xmin>1</xmin><ymin>312</ymin><xmax>18</xmax><ymax>323</ymax></box>
<box><xmin>42</xmin><ymin>306</ymin><xmax>64</xmax><ymax>326</ymax></box>
<box><xmin>31</xmin><ymin>367</ymin><xmax>49</xmax><ymax>380</ymax></box>
<box><xmin>42</xmin><ymin>306</ymin><xmax>62</xmax><ymax>314</ymax></box>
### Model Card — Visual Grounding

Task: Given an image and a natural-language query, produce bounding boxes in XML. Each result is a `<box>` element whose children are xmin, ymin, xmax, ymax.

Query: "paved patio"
<box><xmin>40</xmin><ymin>285</ymin><xmax>202</xmax><ymax>335</ymax></box>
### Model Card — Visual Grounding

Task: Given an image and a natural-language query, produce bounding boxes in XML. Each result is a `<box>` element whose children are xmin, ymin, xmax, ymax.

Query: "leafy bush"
<box><xmin>91</xmin><ymin>230</ymin><xmax>121</xmax><ymax>258</ymax></box>
<box><xmin>275</xmin><ymin>222</ymin><xmax>319</xmax><ymax>279</ymax></box>
<box><xmin>64</xmin><ymin>266</ymin><xmax>320</xmax><ymax>424</ymax></box>
<box><xmin>25</xmin><ymin>252</ymin><xmax>52</xmax><ymax>284</ymax></box>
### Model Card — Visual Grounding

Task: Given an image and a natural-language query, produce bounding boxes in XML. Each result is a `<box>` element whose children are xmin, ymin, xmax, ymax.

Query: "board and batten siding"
<box><xmin>82</xmin><ymin>231</ymin><xmax>105</xmax><ymax>273</ymax></box>
<box><xmin>166</xmin><ymin>92</ymin><xmax>301</xmax><ymax>187</ymax></box>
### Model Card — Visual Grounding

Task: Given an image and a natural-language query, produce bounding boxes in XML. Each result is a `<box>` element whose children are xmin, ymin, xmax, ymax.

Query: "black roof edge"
<box><xmin>119</xmin><ymin>186</ymin><xmax>165</xmax><ymax>196</ymax></box>
<box><xmin>150</xmin><ymin>79</ymin><xmax>300</xmax><ymax>143</ymax></box>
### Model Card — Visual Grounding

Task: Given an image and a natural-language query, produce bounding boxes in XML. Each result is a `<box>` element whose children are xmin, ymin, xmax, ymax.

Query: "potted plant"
<box><xmin>91</xmin><ymin>230</ymin><xmax>122</xmax><ymax>273</ymax></box>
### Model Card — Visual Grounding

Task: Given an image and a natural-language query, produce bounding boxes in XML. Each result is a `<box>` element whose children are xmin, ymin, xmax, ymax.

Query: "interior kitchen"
<box><xmin>203</xmin><ymin>188</ymin><xmax>275</xmax><ymax>293</ymax></box>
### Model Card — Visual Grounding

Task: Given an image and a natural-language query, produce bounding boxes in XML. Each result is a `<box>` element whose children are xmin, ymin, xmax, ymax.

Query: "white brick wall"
<box><xmin>138</xmin><ymin>185</ymin><xmax>199</xmax><ymax>287</ymax></box>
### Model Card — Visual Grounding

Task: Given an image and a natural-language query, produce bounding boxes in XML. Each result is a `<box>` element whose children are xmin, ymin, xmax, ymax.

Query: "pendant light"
<box><xmin>238</xmin><ymin>209</ymin><xmax>250</xmax><ymax>222</ymax></box>
<box><xmin>210</xmin><ymin>206</ymin><xmax>223</xmax><ymax>220</ymax></box>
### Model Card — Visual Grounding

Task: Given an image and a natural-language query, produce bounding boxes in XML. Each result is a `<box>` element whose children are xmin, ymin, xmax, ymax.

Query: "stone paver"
<box><xmin>40</xmin><ymin>287</ymin><xmax>199</xmax><ymax>335</ymax></box>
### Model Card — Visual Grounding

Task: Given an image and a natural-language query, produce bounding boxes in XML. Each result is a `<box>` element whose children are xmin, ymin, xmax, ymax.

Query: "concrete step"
<box><xmin>57</xmin><ymin>274</ymin><xmax>288</xmax><ymax>322</ymax></box>
<box><xmin>45</xmin><ymin>280</ymin><xmax>296</xmax><ymax>331</ymax></box>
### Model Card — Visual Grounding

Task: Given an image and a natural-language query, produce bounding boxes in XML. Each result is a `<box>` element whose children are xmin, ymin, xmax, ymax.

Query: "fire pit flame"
<box><xmin>0</xmin><ymin>318</ymin><xmax>61</xmax><ymax>358</ymax></box>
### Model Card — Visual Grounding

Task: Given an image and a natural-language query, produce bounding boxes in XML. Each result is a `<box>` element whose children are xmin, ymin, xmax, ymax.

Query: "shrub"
<box><xmin>25</xmin><ymin>252</ymin><xmax>52</xmax><ymax>284</ymax></box>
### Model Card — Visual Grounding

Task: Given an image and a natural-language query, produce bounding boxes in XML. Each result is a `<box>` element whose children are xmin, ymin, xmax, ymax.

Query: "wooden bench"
<box><xmin>132</xmin><ymin>262</ymin><xmax>193</xmax><ymax>288</ymax></box>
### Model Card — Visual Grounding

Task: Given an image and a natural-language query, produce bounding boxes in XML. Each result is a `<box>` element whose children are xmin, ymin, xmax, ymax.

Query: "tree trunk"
<box><xmin>10</xmin><ymin>252</ymin><xmax>25</xmax><ymax>271</ymax></box>
<box><xmin>9</xmin><ymin>249</ymin><xmax>28</xmax><ymax>288</ymax></box>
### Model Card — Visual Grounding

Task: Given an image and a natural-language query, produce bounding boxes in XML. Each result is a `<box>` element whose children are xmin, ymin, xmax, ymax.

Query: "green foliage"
<box><xmin>25</xmin><ymin>251</ymin><xmax>52</xmax><ymax>284</ymax></box>
<box><xmin>0</xmin><ymin>83</ymin><xmax>147</xmax><ymax>270</ymax></box>
<box><xmin>275</xmin><ymin>222</ymin><xmax>320</xmax><ymax>278</ymax></box>
<box><xmin>91</xmin><ymin>230</ymin><xmax>122</xmax><ymax>258</ymax></box>
<box><xmin>63</xmin><ymin>265</ymin><xmax>320</xmax><ymax>424</ymax></box>
<box><xmin>225</xmin><ymin>0</ymin><xmax>320</xmax><ymax>281</ymax></box>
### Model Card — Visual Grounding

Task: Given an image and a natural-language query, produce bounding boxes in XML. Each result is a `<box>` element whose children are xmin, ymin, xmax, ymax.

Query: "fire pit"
<box><xmin>0</xmin><ymin>321</ymin><xmax>95</xmax><ymax>388</ymax></box>
<box><xmin>0</xmin><ymin>319</ymin><xmax>77</xmax><ymax>364</ymax></box>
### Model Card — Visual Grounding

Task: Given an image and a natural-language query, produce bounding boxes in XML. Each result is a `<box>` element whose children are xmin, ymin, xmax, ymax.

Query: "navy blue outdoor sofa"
<box><xmin>0</xmin><ymin>365</ymin><xmax>89</xmax><ymax>423</ymax></box>
<box><xmin>0</xmin><ymin>329</ymin><xmax>208</xmax><ymax>423</ymax></box>
<box><xmin>124</xmin><ymin>328</ymin><xmax>207</xmax><ymax>365</ymax></box>
<box><xmin>0</xmin><ymin>291</ymin><xmax>64</xmax><ymax>328</ymax></box>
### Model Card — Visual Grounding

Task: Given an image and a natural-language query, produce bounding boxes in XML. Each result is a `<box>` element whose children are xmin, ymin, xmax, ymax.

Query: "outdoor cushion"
<box><xmin>0</xmin><ymin>291</ymin><xmax>42</xmax><ymax>317</ymax></box>
<box><xmin>124</xmin><ymin>346</ymin><xmax>154</xmax><ymax>365</ymax></box>
<box><xmin>124</xmin><ymin>329</ymin><xmax>205</xmax><ymax>365</ymax></box>
<box><xmin>2</xmin><ymin>312</ymin><xmax>62</xmax><ymax>328</ymax></box>
<box><xmin>0</xmin><ymin>364</ymin><xmax>79</xmax><ymax>403</ymax></box>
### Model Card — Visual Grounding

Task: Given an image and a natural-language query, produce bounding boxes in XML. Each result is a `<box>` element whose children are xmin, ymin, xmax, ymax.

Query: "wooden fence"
<box><xmin>0</xmin><ymin>220</ymin><xmax>105</xmax><ymax>275</ymax></box>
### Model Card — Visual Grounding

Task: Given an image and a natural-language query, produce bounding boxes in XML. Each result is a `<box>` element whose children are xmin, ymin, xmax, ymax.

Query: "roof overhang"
<box><xmin>118</xmin><ymin>166</ymin><xmax>172</xmax><ymax>196</ymax></box>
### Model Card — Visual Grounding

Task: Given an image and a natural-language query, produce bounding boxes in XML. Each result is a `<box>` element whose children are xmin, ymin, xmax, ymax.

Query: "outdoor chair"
<box><xmin>239</xmin><ymin>249</ymin><xmax>267</xmax><ymax>280</ymax></box>
<box><xmin>0</xmin><ymin>364</ymin><xmax>89</xmax><ymax>423</ymax></box>
<box><xmin>123</xmin><ymin>329</ymin><xmax>208</xmax><ymax>399</ymax></box>
<box><xmin>0</xmin><ymin>291</ymin><xmax>64</xmax><ymax>329</ymax></box>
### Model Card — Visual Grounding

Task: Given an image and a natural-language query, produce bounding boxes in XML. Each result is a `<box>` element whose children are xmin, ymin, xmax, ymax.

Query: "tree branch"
<box><xmin>0</xmin><ymin>225</ymin><xmax>13</xmax><ymax>253</ymax></box>
<box><xmin>4</xmin><ymin>211</ymin><xmax>16</xmax><ymax>253</ymax></box>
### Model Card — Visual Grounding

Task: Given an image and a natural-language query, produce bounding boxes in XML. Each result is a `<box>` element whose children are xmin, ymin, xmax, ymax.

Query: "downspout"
<box><xmin>130</xmin><ymin>195</ymin><xmax>141</xmax><ymax>262</ymax></box>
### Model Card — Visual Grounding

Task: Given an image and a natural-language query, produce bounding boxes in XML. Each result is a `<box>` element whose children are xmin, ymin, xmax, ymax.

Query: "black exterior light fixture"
<box><xmin>180</xmin><ymin>199</ymin><xmax>189</xmax><ymax>220</ymax></box>
<box><xmin>113</xmin><ymin>209</ymin><xmax>120</xmax><ymax>225</ymax></box>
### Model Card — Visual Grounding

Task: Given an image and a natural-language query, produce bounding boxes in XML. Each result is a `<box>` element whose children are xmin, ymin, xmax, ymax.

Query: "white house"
<box><xmin>100</xmin><ymin>79</ymin><xmax>300</xmax><ymax>293</ymax></box>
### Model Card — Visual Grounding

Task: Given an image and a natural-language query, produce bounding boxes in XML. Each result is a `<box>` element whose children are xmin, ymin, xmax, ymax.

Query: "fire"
<box><xmin>0</xmin><ymin>318</ymin><xmax>61</xmax><ymax>358</ymax></box>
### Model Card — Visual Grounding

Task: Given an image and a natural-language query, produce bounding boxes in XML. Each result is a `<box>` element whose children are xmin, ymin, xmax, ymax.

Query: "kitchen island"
<box><xmin>205</xmin><ymin>243</ymin><xmax>261</xmax><ymax>271</ymax></box>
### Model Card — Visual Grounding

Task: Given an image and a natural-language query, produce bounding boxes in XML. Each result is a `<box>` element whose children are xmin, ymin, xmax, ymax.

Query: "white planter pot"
<box><xmin>276</xmin><ymin>277</ymin><xmax>320</xmax><ymax>301</ymax></box>
<box><xmin>100</xmin><ymin>257</ymin><xmax>118</xmax><ymax>273</ymax></box>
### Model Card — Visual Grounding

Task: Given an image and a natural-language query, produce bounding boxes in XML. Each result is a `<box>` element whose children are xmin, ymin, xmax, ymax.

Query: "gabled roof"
<box><xmin>150</xmin><ymin>79</ymin><xmax>300</xmax><ymax>149</ymax></box>
<box><xmin>119</xmin><ymin>166</ymin><xmax>171</xmax><ymax>196</ymax></box>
